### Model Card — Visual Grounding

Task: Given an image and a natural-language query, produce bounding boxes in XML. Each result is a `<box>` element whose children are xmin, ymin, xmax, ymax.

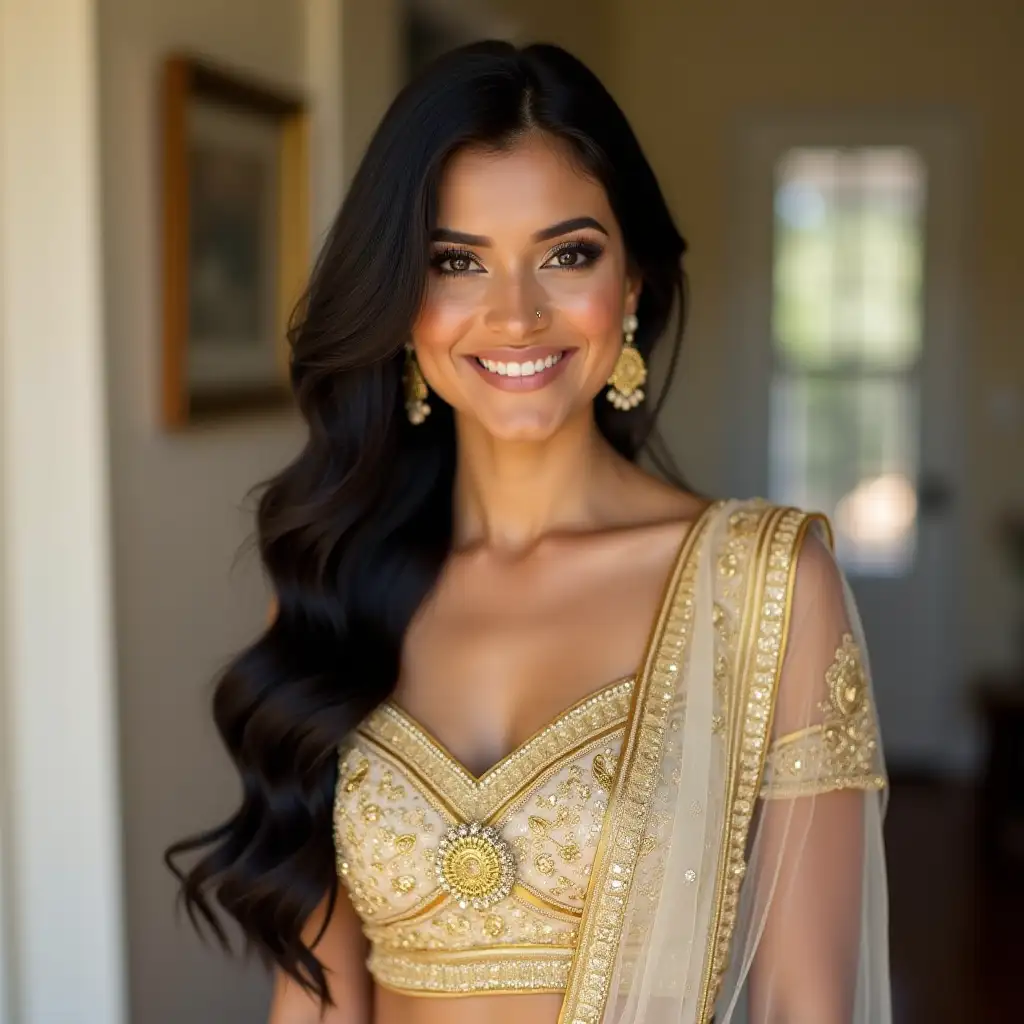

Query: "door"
<box><xmin>725</xmin><ymin>113</ymin><xmax>970</xmax><ymax>772</ymax></box>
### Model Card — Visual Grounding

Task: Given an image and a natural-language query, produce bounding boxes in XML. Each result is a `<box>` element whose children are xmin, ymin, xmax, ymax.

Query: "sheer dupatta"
<box><xmin>558</xmin><ymin>500</ymin><xmax>891</xmax><ymax>1024</ymax></box>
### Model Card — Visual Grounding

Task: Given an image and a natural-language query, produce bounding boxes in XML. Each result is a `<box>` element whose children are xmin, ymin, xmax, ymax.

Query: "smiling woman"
<box><xmin>413</xmin><ymin>139</ymin><xmax>640</xmax><ymax>441</ymax></box>
<box><xmin>165</xmin><ymin>40</ymin><xmax>891</xmax><ymax>1024</ymax></box>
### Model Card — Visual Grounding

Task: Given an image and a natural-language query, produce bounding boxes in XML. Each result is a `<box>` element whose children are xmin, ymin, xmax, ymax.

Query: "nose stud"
<box><xmin>535</xmin><ymin>309</ymin><xmax>543</xmax><ymax>319</ymax></box>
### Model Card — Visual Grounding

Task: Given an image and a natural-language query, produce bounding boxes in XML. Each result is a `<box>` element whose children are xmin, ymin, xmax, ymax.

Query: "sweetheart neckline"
<box><xmin>371</xmin><ymin>501</ymin><xmax>719</xmax><ymax>784</ymax></box>
<box><xmin>378</xmin><ymin>673</ymin><xmax>635</xmax><ymax>785</ymax></box>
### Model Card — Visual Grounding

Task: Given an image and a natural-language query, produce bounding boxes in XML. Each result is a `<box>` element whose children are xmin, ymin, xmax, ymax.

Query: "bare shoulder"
<box><xmin>568</xmin><ymin>485</ymin><xmax>715</xmax><ymax>590</ymax></box>
<box><xmin>598</xmin><ymin>456</ymin><xmax>713</xmax><ymax>541</ymax></box>
<box><xmin>787</xmin><ymin>511</ymin><xmax>846</xmax><ymax>617</ymax></box>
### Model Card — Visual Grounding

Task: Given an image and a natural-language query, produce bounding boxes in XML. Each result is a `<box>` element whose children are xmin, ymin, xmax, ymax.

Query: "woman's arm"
<box><xmin>747</xmin><ymin>528</ymin><xmax>890</xmax><ymax>1023</ymax></box>
<box><xmin>748</xmin><ymin>790</ymin><xmax>871</xmax><ymax>1022</ymax></box>
<box><xmin>267</xmin><ymin>886</ymin><xmax>372</xmax><ymax>1024</ymax></box>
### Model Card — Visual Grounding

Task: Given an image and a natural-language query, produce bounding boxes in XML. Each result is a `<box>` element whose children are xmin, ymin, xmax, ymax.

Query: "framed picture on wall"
<box><xmin>161</xmin><ymin>54</ymin><xmax>309</xmax><ymax>429</ymax></box>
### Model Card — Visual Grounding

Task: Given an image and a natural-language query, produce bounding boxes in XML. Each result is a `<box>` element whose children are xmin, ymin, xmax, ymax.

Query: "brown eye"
<box><xmin>431</xmin><ymin>249</ymin><xmax>481</xmax><ymax>276</ymax></box>
<box><xmin>542</xmin><ymin>240</ymin><xmax>605</xmax><ymax>271</ymax></box>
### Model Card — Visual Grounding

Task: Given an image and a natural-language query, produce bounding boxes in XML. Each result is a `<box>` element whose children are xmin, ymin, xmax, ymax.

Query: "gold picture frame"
<box><xmin>161</xmin><ymin>54</ymin><xmax>309</xmax><ymax>429</ymax></box>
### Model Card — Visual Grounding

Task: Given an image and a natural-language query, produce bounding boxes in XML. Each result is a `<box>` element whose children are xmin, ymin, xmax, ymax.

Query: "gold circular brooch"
<box><xmin>435</xmin><ymin>822</ymin><xmax>516</xmax><ymax>910</ymax></box>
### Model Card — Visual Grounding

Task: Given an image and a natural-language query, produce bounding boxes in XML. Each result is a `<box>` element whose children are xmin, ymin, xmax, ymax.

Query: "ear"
<box><xmin>624</xmin><ymin>272</ymin><xmax>643</xmax><ymax>318</ymax></box>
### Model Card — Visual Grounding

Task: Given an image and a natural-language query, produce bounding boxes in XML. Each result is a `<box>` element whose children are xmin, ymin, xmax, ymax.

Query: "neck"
<box><xmin>452</xmin><ymin>411</ymin><xmax>622</xmax><ymax>552</ymax></box>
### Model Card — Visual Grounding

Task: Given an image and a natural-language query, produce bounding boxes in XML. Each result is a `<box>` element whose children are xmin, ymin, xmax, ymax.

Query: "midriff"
<box><xmin>374</xmin><ymin>986</ymin><xmax>565</xmax><ymax>1024</ymax></box>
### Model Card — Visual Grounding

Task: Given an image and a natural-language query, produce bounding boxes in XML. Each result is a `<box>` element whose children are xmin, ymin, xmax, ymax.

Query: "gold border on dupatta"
<box><xmin>556</xmin><ymin>501</ymin><xmax>720</xmax><ymax>1024</ymax></box>
<box><xmin>694</xmin><ymin>506</ymin><xmax>826</xmax><ymax>1022</ymax></box>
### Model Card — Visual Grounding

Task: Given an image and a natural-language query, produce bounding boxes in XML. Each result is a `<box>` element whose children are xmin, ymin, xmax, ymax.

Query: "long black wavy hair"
<box><xmin>165</xmin><ymin>40</ymin><xmax>690</xmax><ymax>1006</ymax></box>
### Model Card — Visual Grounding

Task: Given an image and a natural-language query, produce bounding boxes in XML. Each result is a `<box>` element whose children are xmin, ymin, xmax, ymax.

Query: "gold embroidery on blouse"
<box><xmin>551</xmin><ymin>875</ymin><xmax>588</xmax><ymax>902</ymax></box>
<box><xmin>511</xmin><ymin>884</ymin><xmax>583</xmax><ymax>921</ymax></box>
<box><xmin>435</xmin><ymin>823</ymin><xmax>517</xmax><ymax>909</ymax></box>
<box><xmin>696</xmin><ymin>506</ymin><xmax>814</xmax><ymax>1023</ymax></box>
<box><xmin>362</xmin><ymin>880</ymin><xmax>582</xmax><ymax>977</ymax></box>
<box><xmin>369</xmin><ymin>944</ymin><xmax>574</xmax><ymax>995</ymax></box>
<box><xmin>343</xmin><ymin>758</ymin><xmax>368</xmax><ymax>792</ymax></box>
<box><xmin>591</xmin><ymin>752</ymin><xmax>617</xmax><ymax>791</ymax></box>
<box><xmin>489</xmin><ymin>731</ymin><xmax>621</xmax><ymax>828</ymax></box>
<box><xmin>359</xmin><ymin>680</ymin><xmax>634</xmax><ymax>824</ymax></box>
<box><xmin>335</xmin><ymin>682</ymin><xmax>640</xmax><ymax>995</ymax></box>
<box><xmin>528</xmin><ymin>812</ymin><xmax>583</xmax><ymax>864</ymax></box>
<box><xmin>760</xmin><ymin>633</ymin><xmax>886</xmax><ymax>798</ymax></box>
<box><xmin>378</xmin><ymin>770</ymin><xmax>407</xmax><ymax>801</ymax></box>
<box><xmin>339</xmin><ymin>725</ymin><xmax>627</xmax><ymax>923</ymax></box>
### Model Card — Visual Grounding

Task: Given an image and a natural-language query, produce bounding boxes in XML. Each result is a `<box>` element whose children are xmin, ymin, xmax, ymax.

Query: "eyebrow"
<box><xmin>430</xmin><ymin>216</ymin><xmax>610</xmax><ymax>247</ymax></box>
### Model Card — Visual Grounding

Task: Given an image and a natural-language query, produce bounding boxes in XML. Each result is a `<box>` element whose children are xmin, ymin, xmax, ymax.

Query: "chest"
<box><xmin>395</xmin><ymin>543</ymin><xmax>670</xmax><ymax>774</ymax></box>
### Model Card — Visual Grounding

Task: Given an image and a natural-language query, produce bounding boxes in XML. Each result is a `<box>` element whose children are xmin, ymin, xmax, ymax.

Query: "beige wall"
<box><xmin>341</xmin><ymin>0</ymin><xmax>404</xmax><ymax>185</ymax></box>
<box><xmin>606</xmin><ymin>0</ymin><xmax>1024</xmax><ymax>676</ymax></box>
<box><xmin>340</xmin><ymin>0</ymin><xmax>612</xmax><ymax>182</ymax></box>
<box><xmin>495</xmin><ymin>0</ymin><xmax>612</xmax><ymax>82</ymax></box>
<box><xmin>97</xmin><ymin>1</ymin><xmax>309</xmax><ymax>1020</ymax></box>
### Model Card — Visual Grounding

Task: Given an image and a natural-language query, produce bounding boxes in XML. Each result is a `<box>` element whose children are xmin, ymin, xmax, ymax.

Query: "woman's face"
<box><xmin>412</xmin><ymin>132</ymin><xmax>640</xmax><ymax>442</ymax></box>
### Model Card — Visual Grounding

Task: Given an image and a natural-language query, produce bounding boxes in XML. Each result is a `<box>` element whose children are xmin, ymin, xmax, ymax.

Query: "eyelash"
<box><xmin>429</xmin><ymin>239</ymin><xmax>605</xmax><ymax>277</ymax></box>
<box><xmin>547</xmin><ymin>239</ymin><xmax>605</xmax><ymax>271</ymax></box>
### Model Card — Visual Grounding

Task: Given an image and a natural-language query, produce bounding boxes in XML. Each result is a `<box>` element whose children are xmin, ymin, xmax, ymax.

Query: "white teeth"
<box><xmin>476</xmin><ymin>352</ymin><xmax>563</xmax><ymax>378</ymax></box>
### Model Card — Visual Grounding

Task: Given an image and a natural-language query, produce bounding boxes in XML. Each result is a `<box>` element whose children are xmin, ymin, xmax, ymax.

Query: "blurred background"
<box><xmin>0</xmin><ymin>1</ymin><xmax>1021</xmax><ymax>1021</ymax></box>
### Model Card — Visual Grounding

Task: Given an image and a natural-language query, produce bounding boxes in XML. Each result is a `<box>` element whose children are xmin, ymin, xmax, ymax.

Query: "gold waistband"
<box><xmin>368</xmin><ymin>944</ymin><xmax>573</xmax><ymax>996</ymax></box>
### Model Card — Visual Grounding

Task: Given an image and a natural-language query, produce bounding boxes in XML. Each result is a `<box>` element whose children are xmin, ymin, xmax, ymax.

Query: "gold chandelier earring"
<box><xmin>606</xmin><ymin>313</ymin><xmax>646</xmax><ymax>410</ymax></box>
<box><xmin>403</xmin><ymin>343</ymin><xmax>431</xmax><ymax>425</ymax></box>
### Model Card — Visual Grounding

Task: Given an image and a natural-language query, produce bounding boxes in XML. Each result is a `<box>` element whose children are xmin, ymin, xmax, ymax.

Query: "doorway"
<box><xmin>726</xmin><ymin>112</ymin><xmax>971</xmax><ymax>772</ymax></box>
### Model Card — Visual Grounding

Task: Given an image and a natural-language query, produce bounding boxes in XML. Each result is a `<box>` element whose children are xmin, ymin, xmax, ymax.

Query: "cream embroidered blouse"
<box><xmin>332</xmin><ymin>639</ymin><xmax>884</xmax><ymax>998</ymax></box>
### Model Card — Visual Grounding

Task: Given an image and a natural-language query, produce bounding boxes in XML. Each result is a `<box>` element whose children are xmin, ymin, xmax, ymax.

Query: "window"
<box><xmin>769</xmin><ymin>147</ymin><xmax>927</xmax><ymax>575</ymax></box>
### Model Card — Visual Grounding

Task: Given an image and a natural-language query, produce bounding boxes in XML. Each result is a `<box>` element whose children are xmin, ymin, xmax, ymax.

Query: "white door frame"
<box><xmin>724</xmin><ymin>108</ymin><xmax>974</xmax><ymax>773</ymax></box>
<box><xmin>0</xmin><ymin>2</ymin><xmax>127</xmax><ymax>1021</ymax></box>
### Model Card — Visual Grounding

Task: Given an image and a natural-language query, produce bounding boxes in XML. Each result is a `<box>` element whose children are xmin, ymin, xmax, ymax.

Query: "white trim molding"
<box><xmin>0</xmin><ymin>1</ymin><xmax>127</xmax><ymax>1021</ymax></box>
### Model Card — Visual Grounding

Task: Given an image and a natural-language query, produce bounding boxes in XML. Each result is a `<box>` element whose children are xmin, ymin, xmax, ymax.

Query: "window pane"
<box><xmin>773</xmin><ymin>147</ymin><xmax>926</xmax><ymax>372</ymax></box>
<box><xmin>770</xmin><ymin>375</ymin><xmax>918</xmax><ymax>575</ymax></box>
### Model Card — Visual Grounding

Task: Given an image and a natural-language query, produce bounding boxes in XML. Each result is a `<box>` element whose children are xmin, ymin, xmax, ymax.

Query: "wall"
<box><xmin>340</xmin><ymin>0</ymin><xmax>612</xmax><ymax>183</ymax></box>
<box><xmin>97</xmin><ymin>1</ymin><xmax>312</xmax><ymax>1020</ymax></box>
<box><xmin>0</xmin><ymin>2</ymin><xmax>125</xmax><ymax>1021</ymax></box>
<box><xmin>606</xmin><ymin>0</ymin><xmax>1024</xmax><ymax>718</ymax></box>
<box><xmin>493</xmin><ymin>0</ymin><xmax>612</xmax><ymax>82</ymax></box>
<box><xmin>340</xmin><ymin>0</ymin><xmax>404</xmax><ymax>185</ymax></box>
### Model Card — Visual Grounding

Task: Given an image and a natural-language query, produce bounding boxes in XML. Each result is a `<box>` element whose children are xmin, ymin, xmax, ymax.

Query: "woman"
<box><xmin>167</xmin><ymin>41</ymin><xmax>891</xmax><ymax>1024</ymax></box>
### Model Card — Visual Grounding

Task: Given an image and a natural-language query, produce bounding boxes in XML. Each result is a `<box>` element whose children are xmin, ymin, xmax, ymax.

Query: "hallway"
<box><xmin>887</xmin><ymin>782</ymin><xmax>1023</xmax><ymax>1022</ymax></box>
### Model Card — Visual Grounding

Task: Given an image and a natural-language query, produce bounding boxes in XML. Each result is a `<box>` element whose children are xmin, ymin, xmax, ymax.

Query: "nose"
<box><xmin>482</xmin><ymin>271</ymin><xmax>546</xmax><ymax>340</ymax></box>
